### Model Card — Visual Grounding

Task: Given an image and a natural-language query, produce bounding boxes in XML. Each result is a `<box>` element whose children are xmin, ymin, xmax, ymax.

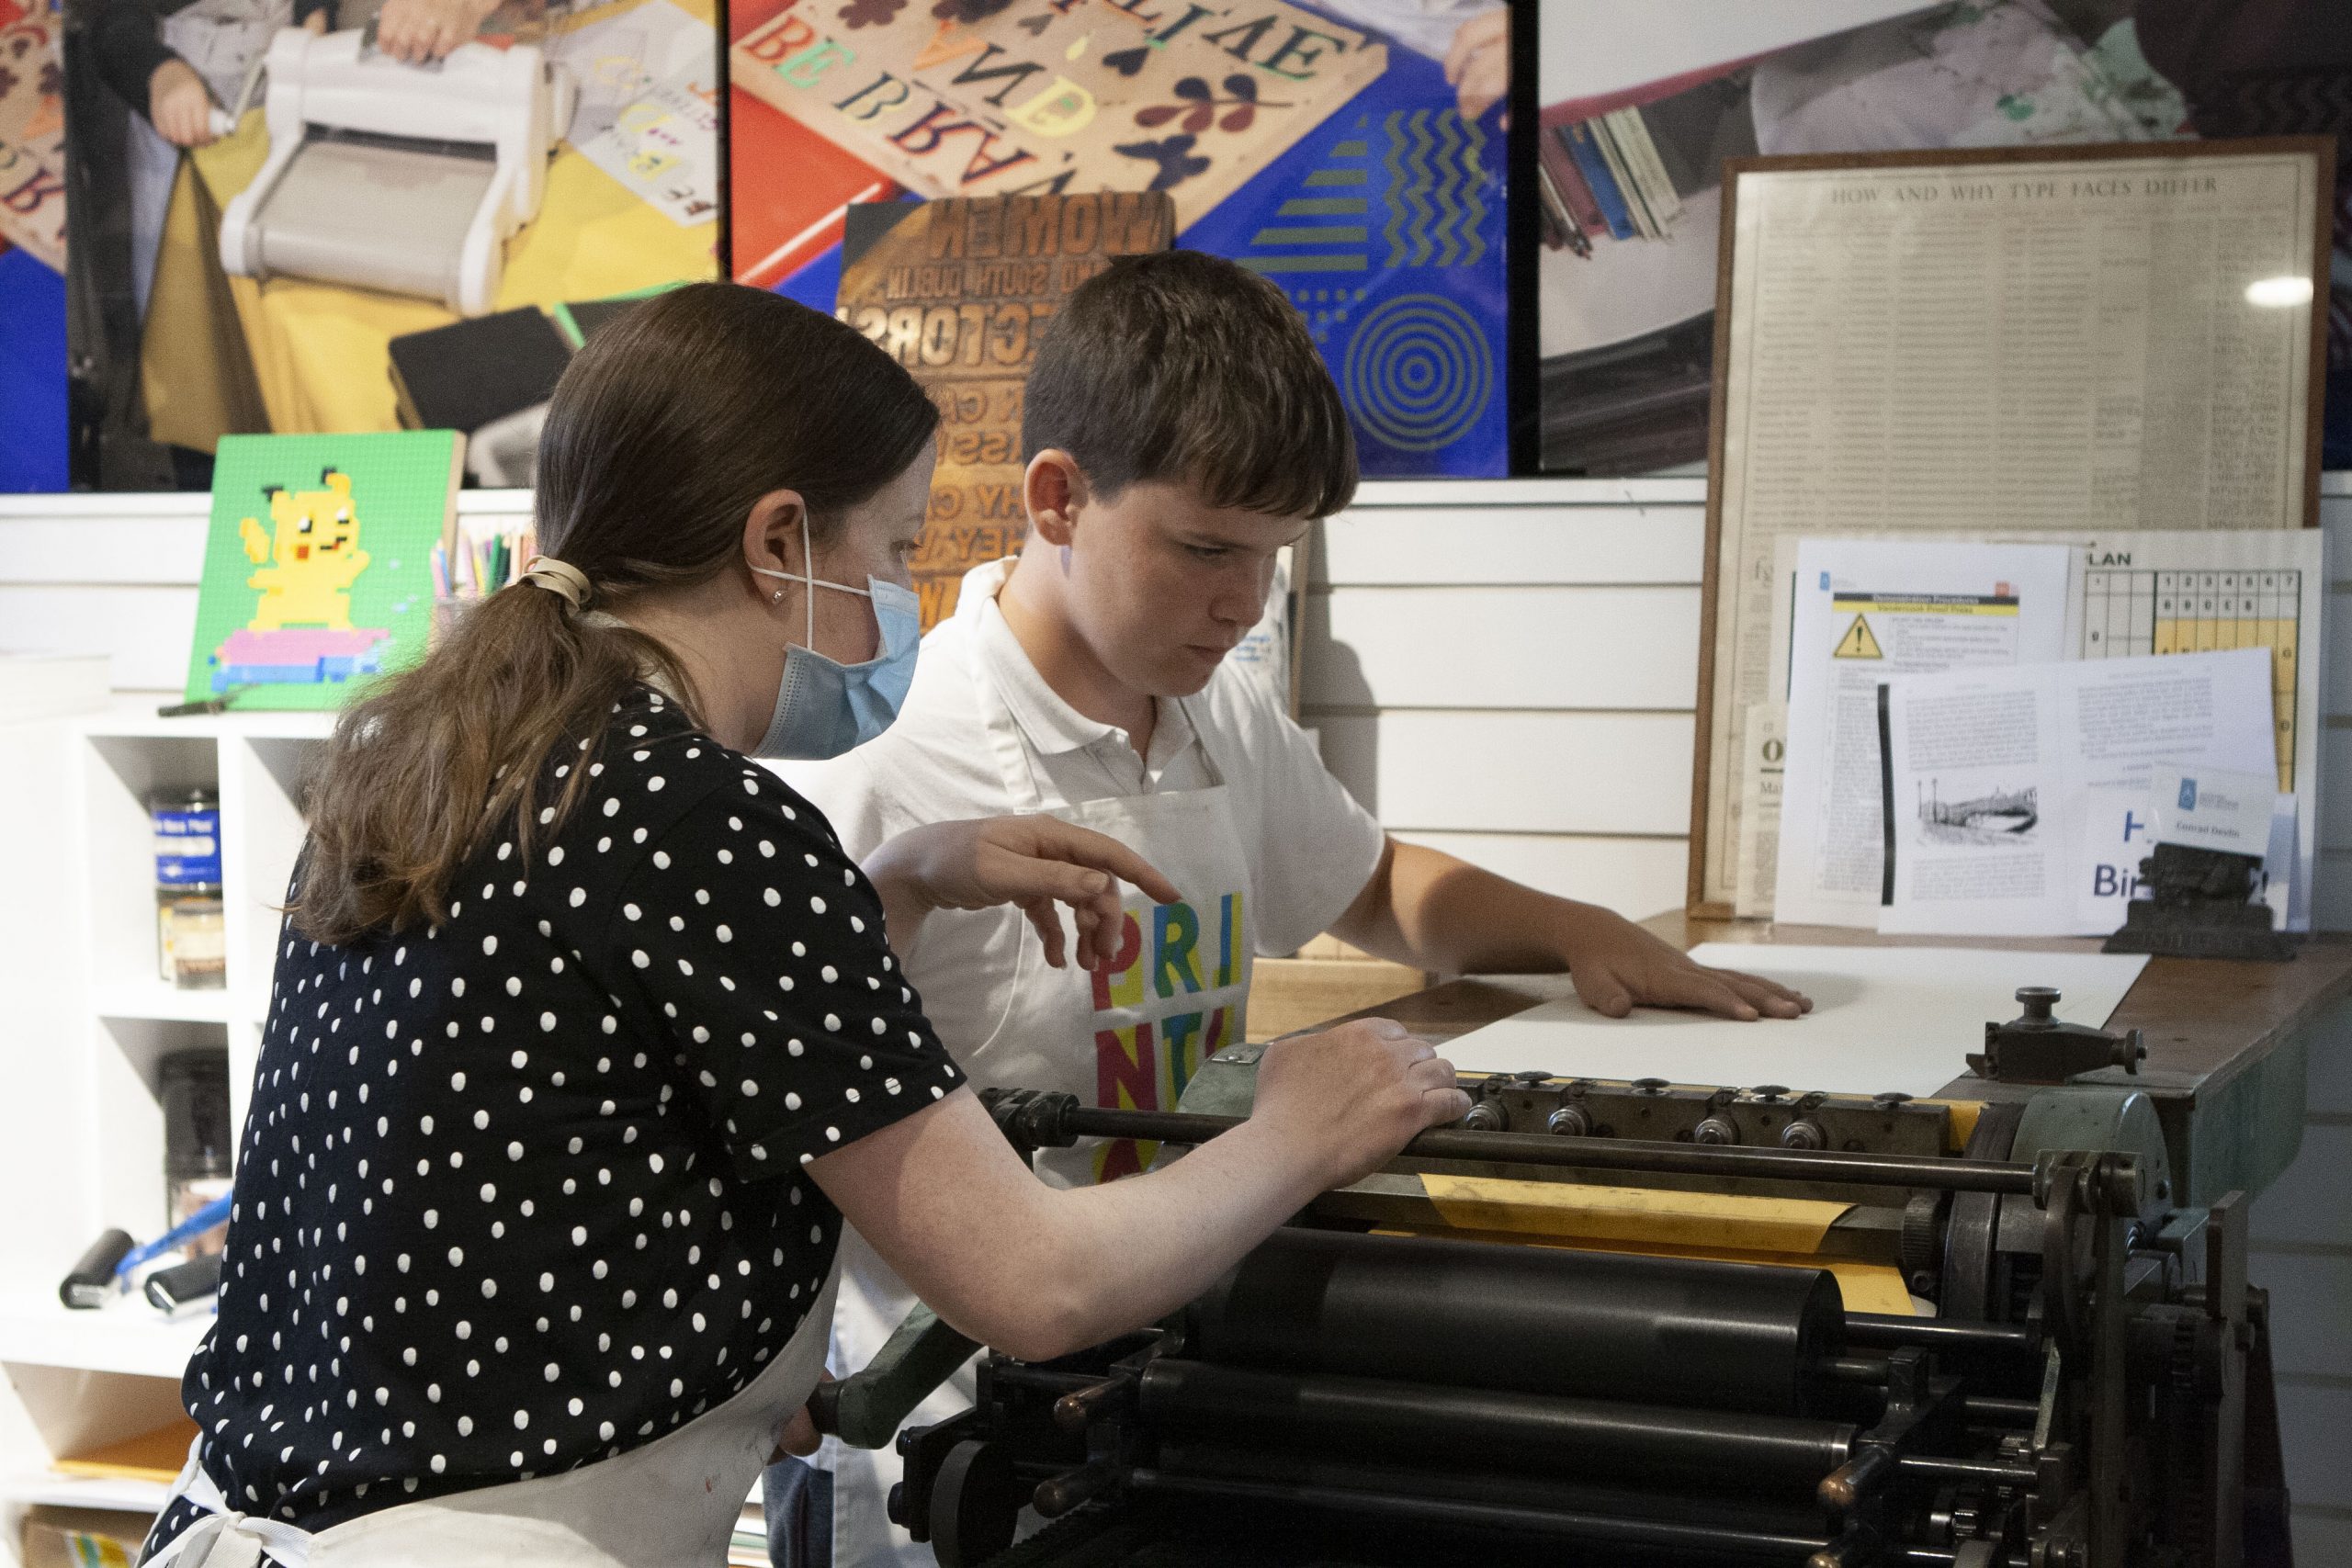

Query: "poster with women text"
<box><xmin>1535</xmin><ymin>0</ymin><xmax>2352</xmax><ymax>476</ymax></box>
<box><xmin>729</xmin><ymin>0</ymin><xmax>1510</xmax><ymax>479</ymax></box>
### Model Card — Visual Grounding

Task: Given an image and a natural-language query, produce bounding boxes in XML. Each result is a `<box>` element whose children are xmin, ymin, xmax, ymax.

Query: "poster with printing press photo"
<box><xmin>1535</xmin><ymin>0</ymin><xmax>2352</xmax><ymax>476</ymax></box>
<box><xmin>729</xmin><ymin>0</ymin><xmax>1510</xmax><ymax>479</ymax></box>
<box><xmin>61</xmin><ymin>0</ymin><xmax>718</xmax><ymax>491</ymax></box>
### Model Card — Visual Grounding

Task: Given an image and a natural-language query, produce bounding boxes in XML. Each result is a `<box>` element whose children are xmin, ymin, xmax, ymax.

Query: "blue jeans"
<box><xmin>763</xmin><ymin>1456</ymin><xmax>833</xmax><ymax>1568</ymax></box>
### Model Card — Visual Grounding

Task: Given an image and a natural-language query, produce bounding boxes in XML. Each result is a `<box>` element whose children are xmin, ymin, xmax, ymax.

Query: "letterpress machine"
<box><xmin>814</xmin><ymin>993</ymin><xmax>2294</xmax><ymax>1568</ymax></box>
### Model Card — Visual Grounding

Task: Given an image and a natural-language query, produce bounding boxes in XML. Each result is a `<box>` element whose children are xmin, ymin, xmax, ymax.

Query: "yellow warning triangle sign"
<box><xmin>1834</xmin><ymin>615</ymin><xmax>1883</xmax><ymax>659</ymax></box>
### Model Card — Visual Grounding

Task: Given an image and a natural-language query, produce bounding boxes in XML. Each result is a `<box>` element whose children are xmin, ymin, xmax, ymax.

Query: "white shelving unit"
<box><xmin>0</xmin><ymin>703</ymin><xmax>330</xmax><ymax>1536</ymax></box>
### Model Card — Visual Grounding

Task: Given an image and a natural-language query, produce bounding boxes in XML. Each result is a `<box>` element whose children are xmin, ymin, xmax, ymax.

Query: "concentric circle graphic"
<box><xmin>1341</xmin><ymin>293</ymin><xmax>1494</xmax><ymax>452</ymax></box>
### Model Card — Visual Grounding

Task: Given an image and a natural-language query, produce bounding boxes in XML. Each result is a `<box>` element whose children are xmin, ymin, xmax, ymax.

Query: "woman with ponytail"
<box><xmin>135</xmin><ymin>284</ymin><xmax>1467</xmax><ymax>1568</ymax></box>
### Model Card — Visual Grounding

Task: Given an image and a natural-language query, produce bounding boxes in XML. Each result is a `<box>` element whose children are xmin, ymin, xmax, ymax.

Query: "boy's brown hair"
<box><xmin>1022</xmin><ymin>249</ymin><xmax>1358</xmax><ymax>519</ymax></box>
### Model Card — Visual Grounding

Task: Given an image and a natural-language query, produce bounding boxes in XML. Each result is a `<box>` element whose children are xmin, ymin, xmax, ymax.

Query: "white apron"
<box><xmin>144</xmin><ymin>1266</ymin><xmax>841</xmax><ymax>1568</ymax></box>
<box><xmin>822</xmin><ymin>672</ymin><xmax>1258</xmax><ymax>1568</ymax></box>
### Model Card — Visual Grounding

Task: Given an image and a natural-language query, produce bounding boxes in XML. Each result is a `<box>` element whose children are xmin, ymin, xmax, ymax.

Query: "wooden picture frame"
<box><xmin>1688</xmin><ymin>137</ymin><xmax>2335</xmax><ymax>918</ymax></box>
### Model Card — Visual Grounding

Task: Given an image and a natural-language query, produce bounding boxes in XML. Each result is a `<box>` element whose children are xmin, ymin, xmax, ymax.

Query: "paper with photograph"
<box><xmin>1750</xmin><ymin>528</ymin><xmax>2323</xmax><ymax>930</ymax></box>
<box><xmin>1879</xmin><ymin>649</ymin><xmax>2276</xmax><ymax>937</ymax></box>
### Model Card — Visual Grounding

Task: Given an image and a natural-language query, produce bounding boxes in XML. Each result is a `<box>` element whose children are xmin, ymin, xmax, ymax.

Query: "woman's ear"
<box><xmin>1023</xmin><ymin>452</ymin><xmax>1088</xmax><ymax>547</ymax></box>
<box><xmin>742</xmin><ymin>489</ymin><xmax>812</xmax><ymax>591</ymax></box>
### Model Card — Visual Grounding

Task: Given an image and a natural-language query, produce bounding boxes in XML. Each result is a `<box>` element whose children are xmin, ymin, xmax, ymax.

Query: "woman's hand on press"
<box><xmin>865</xmin><ymin>817</ymin><xmax>1181</xmax><ymax>970</ymax></box>
<box><xmin>1562</xmin><ymin>908</ymin><xmax>1810</xmax><ymax>1021</ymax></box>
<box><xmin>1250</xmin><ymin>1018</ymin><xmax>1469</xmax><ymax>1190</ymax></box>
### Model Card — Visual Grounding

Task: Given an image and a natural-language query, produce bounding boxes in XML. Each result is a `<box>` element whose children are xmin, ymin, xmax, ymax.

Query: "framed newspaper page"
<box><xmin>1690</xmin><ymin>137</ymin><xmax>2334</xmax><ymax>918</ymax></box>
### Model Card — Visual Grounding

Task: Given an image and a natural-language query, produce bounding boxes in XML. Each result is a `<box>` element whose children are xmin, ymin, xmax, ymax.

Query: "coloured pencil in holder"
<box><xmin>432</xmin><ymin>523</ymin><xmax>537</xmax><ymax>638</ymax></box>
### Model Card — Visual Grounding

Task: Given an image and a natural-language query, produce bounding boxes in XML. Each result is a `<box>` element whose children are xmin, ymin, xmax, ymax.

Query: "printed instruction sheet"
<box><xmin>1773</xmin><ymin>540</ymin><xmax>2071</xmax><ymax>928</ymax></box>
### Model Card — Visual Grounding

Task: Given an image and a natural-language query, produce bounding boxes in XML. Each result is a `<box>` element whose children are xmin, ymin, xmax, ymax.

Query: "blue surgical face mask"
<box><xmin>748</xmin><ymin>519</ymin><xmax>921</xmax><ymax>760</ymax></box>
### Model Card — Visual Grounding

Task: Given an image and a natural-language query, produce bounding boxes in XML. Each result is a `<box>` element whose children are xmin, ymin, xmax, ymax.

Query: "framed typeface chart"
<box><xmin>1690</xmin><ymin>138</ymin><xmax>2334</xmax><ymax>918</ymax></box>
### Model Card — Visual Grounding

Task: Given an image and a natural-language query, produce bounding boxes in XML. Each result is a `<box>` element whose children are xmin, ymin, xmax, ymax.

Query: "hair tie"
<box><xmin>520</xmin><ymin>556</ymin><xmax>593</xmax><ymax>611</ymax></box>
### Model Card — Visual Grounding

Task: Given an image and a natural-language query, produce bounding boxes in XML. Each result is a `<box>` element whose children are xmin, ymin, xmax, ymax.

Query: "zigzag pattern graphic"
<box><xmin>2189</xmin><ymin>71</ymin><xmax>2352</xmax><ymax>141</ymax></box>
<box><xmin>1381</xmin><ymin>108</ymin><xmax>1490</xmax><ymax>271</ymax></box>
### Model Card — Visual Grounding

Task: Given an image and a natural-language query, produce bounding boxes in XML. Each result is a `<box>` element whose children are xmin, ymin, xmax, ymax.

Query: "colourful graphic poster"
<box><xmin>735</xmin><ymin>0</ymin><xmax>1510</xmax><ymax>479</ymax></box>
<box><xmin>184</xmin><ymin>432</ymin><xmax>462</xmax><ymax>709</ymax></box>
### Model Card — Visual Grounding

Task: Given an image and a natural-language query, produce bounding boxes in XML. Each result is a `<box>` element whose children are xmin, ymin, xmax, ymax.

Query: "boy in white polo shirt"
<box><xmin>775</xmin><ymin>249</ymin><xmax>1809</xmax><ymax>1566</ymax></box>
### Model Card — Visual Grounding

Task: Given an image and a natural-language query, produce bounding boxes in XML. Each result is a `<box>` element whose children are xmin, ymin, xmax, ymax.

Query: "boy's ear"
<box><xmin>1023</xmin><ymin>450</ymin><xmax>1088</xmax><ymax>546</ymax></box>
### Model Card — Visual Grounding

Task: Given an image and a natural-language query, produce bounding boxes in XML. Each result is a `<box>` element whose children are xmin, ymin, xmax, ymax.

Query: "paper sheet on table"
<box><xmin>1441</xmin><ymin>943</ymin><xmax>2148</xmax><ymax>1100</ymax></box>
<box><xmin>1881</xmin><ymin>649</ymin><xmax>2275</xmax><ymax>936</ymax></box>
<box><xmin>1774</xmin><ymin>540</ymin><xmax>2072</xmax><ymax>929</ymax></box>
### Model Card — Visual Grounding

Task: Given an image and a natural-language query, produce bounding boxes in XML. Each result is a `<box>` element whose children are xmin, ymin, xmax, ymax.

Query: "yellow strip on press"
<box><xmin>1925</xmin><ymin>1098</ymin><xmax>1984</xmax><ymax>1153</ymax></box>
<box><xmin>1385</xmin><ymin>1223</ymin><xmax>1918</xmax><ymax>1317</ymax></box>
<box><xmin>1420</xmin><ymin>1173</ymin><xmax>1852</xmax><ymax>1254</ymax></box>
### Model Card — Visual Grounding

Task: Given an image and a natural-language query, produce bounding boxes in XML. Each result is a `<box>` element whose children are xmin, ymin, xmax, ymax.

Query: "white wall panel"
<box><xmin>2309</xmin><ymin>1015</ymin><xmax>2352</xmax><ymax>1116</ymax></box>
<box><xmin>2324</xmin><ymin>589</ymin><xmax>2352</xmax><ymax>721</ymax></box>
<box><xmin>2278</xmin><ymin>1382</ymin><xmax>2352</xmax><ymax>1509</ymax></box>
<box><xmin>2251</xmin><ymin>1125</ymin><xmax>2352</xmax><ymax>1248</ymax></box>
<box><xmin>1304</xmin><ymin>586</ymin><xmax>1700</xmax><ymax>711</ymax></box>
<box><xmin>2290</xmin><ymin>1508</ymin><xmax>2352</xmax><ymax>1568</ymax></box>
<box><xmin>1318</xmin><ymin>505</ymin><xmax>1705</xmax><ymax>587</ymax></box>
<box><xmin>1317</xmin><ymin>710</ymin><xmax>1693</xmax><ymax>836</ymax></box>
<box><xmin>1392</xmin><ymin>831</ymin><xmax>1690</xmax><ymax>922</ymax></box>
<box><xmin>0</xmin><ymin>514</ymin><xmax>206</xmax><ymax>583</ymax></box>
<box><xmin>0</xmin><ymin>586</ymin><xmax>196</xmax><ymax>693</ymax></box>
<box><xmin>2250</xmin><ymin>1249</ymin><xmax>2352</xmax><ymax>1379</ymax></box>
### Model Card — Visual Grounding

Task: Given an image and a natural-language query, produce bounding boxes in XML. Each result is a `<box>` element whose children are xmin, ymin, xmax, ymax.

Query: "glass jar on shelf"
<box><xmin>162</xmin><ymin>1049</ymin><xmax>232</xmax><ymax>1255</ymax></box>
<box><xmin>153</xmin><ymin>786</ymin><xmax>225</xmax><ymax>989</ymax></box>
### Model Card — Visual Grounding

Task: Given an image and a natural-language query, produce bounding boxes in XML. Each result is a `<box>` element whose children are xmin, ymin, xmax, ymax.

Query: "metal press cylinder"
<box><xmin>1136</xmin><ymin>1360</ymin><xmax>1853</xmax><ymax>1490</ymax></box>
<box><xmin>1188</xmin><ymin>1229</ymin><xmax>1846</xmax><ymax>1416</ymax></box>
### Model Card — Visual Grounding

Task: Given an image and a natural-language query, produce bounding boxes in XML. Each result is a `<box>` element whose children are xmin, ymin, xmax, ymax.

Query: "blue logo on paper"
<box><xmin>2178</xmin><ymin>778</ymin><xmax>2199</xmax><ymax>811</ymax></box>
<box><xmin>1819</xmin><ymin>571</ymin><xmax>1831</xmax><ymax>591</ymax></box>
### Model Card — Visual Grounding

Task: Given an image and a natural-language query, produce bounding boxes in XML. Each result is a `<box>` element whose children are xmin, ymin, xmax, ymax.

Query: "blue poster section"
<box><xmin>0</xmin><ymin>245</ymin><xmax>69</xmax><ymax>493</ymax></box>
<box><xmin>1181</xmin><ymin>42</ymin><xmax>1506</xmax><ymax>478</ymax></box>
<box><xmin>776</xmin><ymin>39</ymin><xmax>1508</xmax><ymax>479</ymax></box>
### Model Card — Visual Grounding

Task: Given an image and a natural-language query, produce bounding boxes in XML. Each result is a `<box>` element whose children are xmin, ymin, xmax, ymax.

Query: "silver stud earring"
<box><xmin>771</xmin><ymin>589</ymin><xmax>786</xmax><ymax>604</ymax></box>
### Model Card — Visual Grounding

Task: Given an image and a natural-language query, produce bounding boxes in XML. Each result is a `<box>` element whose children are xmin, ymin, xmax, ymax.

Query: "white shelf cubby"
<box><xmin>0</xmin><ymin>705</ymin><xmax>331</xmax><ymax>1536</ymax></box>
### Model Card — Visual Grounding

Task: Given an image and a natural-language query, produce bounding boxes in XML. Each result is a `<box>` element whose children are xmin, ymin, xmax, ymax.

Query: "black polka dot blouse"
<box><xmin>142</xmin><ymin>686</ymin><xmax>961</xmax><ymax>1557</ymax></box>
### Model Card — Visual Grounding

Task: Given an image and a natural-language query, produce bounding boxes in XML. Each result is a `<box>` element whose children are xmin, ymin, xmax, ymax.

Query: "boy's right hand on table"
<box><xmin>149</xmin><ymin>60</ymin><xmax>217</xmax><ymax>148</ymax></box>
<box><xmin>1252</xmin><ymin>1018</ymin><xmax>1468</xmax><ymax>1190</ymax></box>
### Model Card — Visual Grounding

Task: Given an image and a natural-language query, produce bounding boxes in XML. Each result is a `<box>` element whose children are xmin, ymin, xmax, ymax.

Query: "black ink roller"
<box><xmin>145</xmin><ymin>1253</ymin><xmax>225</xmax><ymax>1314</ymax></box>
<box><xmin>60</xmin><ymin>1229</ymin><xmax>136</xmax><ymax>1309</ymax></box>
<box><xmin>1187</xmin><ymin>1228</ymin><xmax>1846</xmax><ymax>1416</ymax></box>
